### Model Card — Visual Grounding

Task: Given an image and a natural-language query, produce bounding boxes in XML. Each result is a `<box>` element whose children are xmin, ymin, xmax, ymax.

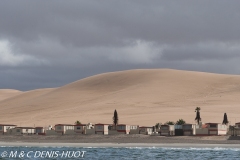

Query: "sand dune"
<box><xmin>0</xmin><ymin>69</ymin><xmax>240</xmax><ymax>127</ymax></box>
<box><xmin>0</xmin><ymin>89</ymin><xmax>22</xmax><ymax>101</ymax></box>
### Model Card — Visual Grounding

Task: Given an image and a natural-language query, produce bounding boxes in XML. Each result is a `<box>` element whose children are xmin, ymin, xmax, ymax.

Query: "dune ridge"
<box><xmin>0</xmin><ymin>69</ymin><xmax>240</xmax><ymax>127</ymax></box>
<box><xmin>0</xmin><ymin>89</ymin><xmax>22</xmax><ymax>101</ymax></box>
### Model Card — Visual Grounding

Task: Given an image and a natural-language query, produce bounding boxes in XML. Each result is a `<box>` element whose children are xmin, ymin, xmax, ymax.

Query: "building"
<box><xmin>55</xmin><ymin>124</ymin><xmax>89</xmax><ymax>135</ymax></box>
<box><xmin>228</xmin><ymin>123</ymin><xmax>240</xmax><ymax>136</ymax></box>
<box><xmin>95</xmin><ymin>123</ymin><xmax>109</xmax><ymax>135</ymax></box>
<box><xmin>85</xmin><ymin>123</ymin><xmax>95</xmax><ymax>135</ymax></box>
<box><xmin>206</xmin><ymin>123</ymin><xmax>227</xmax><ymax>135</ymax></box>
<box><xmin>0</xmin><ymin>124</ymin><xmax>17</xmax><ymax>135</ymax></box>
<box><xmin>116</xmin><ymin>124</ymin><xmax>130</xmax><ymax>134</ymax></box>
<box><xmin>195</xmin><ymin>123</ymin><xmax>227</xmax><ymax>136</ymax></box>
<box><xmin>108</xmin><ymin>124</ymin><xmax>138</xmax><ymax>135</ymax></box>
<box><xmin>46</xmin><ymin>123</ymin><xmax>95</xmax><ymax>135</ymax></box>
<box><xmin>7</xmin><ymin>127</ymin><xmax>35</xmax><ymax>135</ymax></box>
<box><xmin>195</xmin><ymin>123</ymin><xmax>208</xmax><ymax>136</ymax></box>
<box><xmin>129</xmin><ymin>125</ymin><xmax>139</xmax><ymax>134</ymax></box>
<box><xmin>160</xmin><ymin>125</ymin><xmax>175</xmax><ymax>136</ymax></box>
<box><xmin>182</xmin><ymin>124</ymin><xmax>196</xmax><ymax>136</ymax></box>
<box><xmin>139</xmin><ymin>126</ymin><xmax>153</xmax><ymax>135</ymax></box>
<box><xmin>174</xmin><ymin>125</ymin><xmax>183</xmax><ymax>136</ymax></box>
<box><xmin>35</xmin><ymin>127</ymin><xmax>45</xmax><ymax>135</ymax></box>
<box><xmin>54</xmin><ymin>124</ymin><xmax>75</xmax><ymax>135</ymax></box>
<box><xmin>235</xmin><ymin>122</ymin><xmax>240</xmax><ymax>128</ymax></box>
<box><xmin>73</xmin><ymin>124</ymin><xmax>86</xmax><ymax>134</ymax></box>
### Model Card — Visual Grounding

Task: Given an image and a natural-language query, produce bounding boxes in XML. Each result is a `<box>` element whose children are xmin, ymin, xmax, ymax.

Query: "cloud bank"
<box><xmin>0</xmin><ymin>1</ymin><xmax>240</xmax><ymax>90</ymax></box>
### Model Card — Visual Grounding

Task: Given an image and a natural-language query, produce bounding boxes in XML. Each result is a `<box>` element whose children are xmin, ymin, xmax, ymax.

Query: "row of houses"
<box><xmin>2</xmin><ymin>122</ymin><xmax>239</xmax><ymax>136</ymax></box>
<box><xmin>0</xmin><ymin>124</ymin><xmax>44</xmax><ymax>135</ymax></box>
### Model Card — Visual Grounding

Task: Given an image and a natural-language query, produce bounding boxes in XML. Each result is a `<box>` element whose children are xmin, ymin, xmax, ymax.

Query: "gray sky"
<box><xmin>1</xmin><ymin>1</ymin><xmax>240</xmax><ymax>91</ymax></box>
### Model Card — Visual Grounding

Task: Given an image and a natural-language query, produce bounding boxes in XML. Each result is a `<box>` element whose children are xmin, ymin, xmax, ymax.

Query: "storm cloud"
<box><xmin>1</xmin><ymin>0</ymin><xmax>240</xmax><ymax>90</ymax></box>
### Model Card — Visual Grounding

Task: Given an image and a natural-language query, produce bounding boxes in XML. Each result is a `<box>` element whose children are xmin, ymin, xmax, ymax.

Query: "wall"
<box><xmin>183</xmin><ymin>125</ymin><xmax>193</xmax><ymax>130</ymax></box>
<box><xmin>65</xmin><ymin>130</ymin><xmax>84</xmax><ymax>135</ymax></box>
<box><xmin>95</xmin><ymin>125</ymin><xmax>104</xmax><ymax>132</ymax></box>
<box><xmin>218</xmin><ymin>130</ymin><xmax>227</xmax><ymax>135</ymax></box>
<box><xmin>103</xmin><ymin>125</ymin><xmax>109</xmax><ymax>135</ymax></box>
<box><xmin>160</xmin><ymin>131</ymin><xmax>169</xmax><ymax>136</ymax></box>
<box><xmin>21</xmin><ymin>128</ymin><xmax>35</xmax><ymax>134</ymax></box>
<box><xmin>183</xmin><ymin>131</ymin><xmax>192</xmax><ymax>136</ymax></box>
<box><xmin>130</xmin><ymin>129</ymin><xmax>139</xmax><ymax>134</ymax></box>
<box><xmin>209</xmin><ymin>131</ymin><xmax>217</xmax><ymax>135</ymax></box>
<box><xmin>0</xmin><ymin>126</ymin><xmax>3</xmax><ymax>134</ymax></box>
<box><xmin>117</xmin><ymin>125</ymin><xmax>126</xmax><ymax>130</ymax></box>
<box><xmin>175</xmin><ymin>129</ymin><xmax>183</xmax><ymax>136</ymax></box>
<box><xmin>139</xmin><ymin>128</ymin><xmax>147</xmax><ymax>135</ymax></box>
<box><xmin>6</xmin><ymin>128</ymin><xmax>22</xmax><ymax>135</ymax></box>
<box><xmin>169</xmin><ymin>125</ymin><xmax>175</xmax><ymax>131</ymax></box>
<box><xmin>196</xmin><ymin>128</ymin><xmax>208</xmax><ymax>135</ymax></box>
<box><xmin>74</xmin><ymin>126</ymin><xmax>85</xmax><ymax>133</ymax></box>
<box><xmin>55</xmin><ymin>125</ymin><xmax>64</xmax><ymax>132</ymax></box>
<box><xmin>86</xmin><ymin>128</ymin><xmax>95</xmax><ymax>135</ymax></box>
<box><xmin>109</xmin><ymin>130</ymin><xmax>125</xmax><ymax>135</ymax></box>
<box><xmin>46</xmin><ymin>130</ymin><xmax>62</xmax><ymax>135</ymax></box>
<box><xmin>147</xmin><ymin>128</ymin><xmax>152</xmax><ymax>135</ymax></box>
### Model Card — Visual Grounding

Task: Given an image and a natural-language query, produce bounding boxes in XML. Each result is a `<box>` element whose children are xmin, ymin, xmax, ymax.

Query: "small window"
<box><xmin>17</xmin><ymin>129</ymin><xmax>20</xmax><ymax>132</ymax></box>
<box><xmin>0</xmin><ymin>126</ymin><xmax>2</xmax><ymax>130</ymax></box>
<box><xmin>77</xmin><ymin>127</ymin><xmax>81</xmax><ymax>130</ymax></box>
<box><xmin>210</xmin><ymin>124</ymin><xmax>217</xmax><ymax>128</ymax></box>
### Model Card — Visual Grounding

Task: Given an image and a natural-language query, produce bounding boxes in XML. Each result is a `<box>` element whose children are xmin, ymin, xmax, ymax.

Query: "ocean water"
<box><xmin>1</xmin><ymin>146</ymin><xmax>240</xmax><ymax>159</ymax></box>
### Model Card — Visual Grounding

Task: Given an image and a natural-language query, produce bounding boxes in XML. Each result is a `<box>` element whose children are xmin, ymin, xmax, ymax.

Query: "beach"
<box><xmin>1</xmin><ymin>135</ymin><xmax>240</xmax><ymax>147</ymax></box>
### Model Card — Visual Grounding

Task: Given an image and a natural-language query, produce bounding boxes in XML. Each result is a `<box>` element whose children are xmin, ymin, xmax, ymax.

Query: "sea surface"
<box><xmin>1</xmin><ymin>146</ymin><xmax>240</xmax><ymax>159</ymax></box>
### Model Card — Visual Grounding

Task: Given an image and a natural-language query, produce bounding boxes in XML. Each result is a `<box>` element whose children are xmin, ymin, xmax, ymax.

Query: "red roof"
<box><xmin>139</xmin><ymin>126</ymin><xmax>152</xmax><ymax>128</ymax></box>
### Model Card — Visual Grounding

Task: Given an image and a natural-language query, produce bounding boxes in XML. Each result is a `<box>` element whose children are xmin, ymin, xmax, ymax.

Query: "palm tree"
<box><xmin>195</xmin><ymin>107</ymin><xmax>201</xmax><ymax>125</ymax></box>
<box><xmin>75</xmin><ymin>120</ymin><xmax>81</xmax><ymax>125</ymax></box>
<box><xmin>176</xmin><ymin>119</ymin><xmax>186</xmax><ymax>125</ymax></box>
<box><xmin>113</xmin><ymin>109</ymin><xmax>119</xmax><ymax>127</ymax></box>
<box><xmin>155</xmin><ymin>123</ymin><xmax>161</xmax><ymax>129</ymax></box>
<box><xmin>222</xmin><ymin>113</ymin><xmax>229</xmax><ymax>125</ymax></box>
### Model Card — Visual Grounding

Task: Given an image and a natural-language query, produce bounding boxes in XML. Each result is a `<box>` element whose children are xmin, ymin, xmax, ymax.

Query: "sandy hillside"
<box><xmin>0</xmin><ymin>69</ymin><xmax>240</xmax><ymax>127</ymax></box>
<box><xmin>0</xmin><ymin>89</ymin><xmax>22</xmax><ymax>101</ymax></box>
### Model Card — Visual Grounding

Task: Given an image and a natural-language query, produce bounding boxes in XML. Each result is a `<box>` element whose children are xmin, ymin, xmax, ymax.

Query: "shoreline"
<box><xmin>1</xmin><ymin>134</ymin><xmax>240</xmax><ymax>147</ymax></box>
<box><xmin>1</xmin><ymin>142</ymin><xmax>240</xmax><ymax>148</ymax></box>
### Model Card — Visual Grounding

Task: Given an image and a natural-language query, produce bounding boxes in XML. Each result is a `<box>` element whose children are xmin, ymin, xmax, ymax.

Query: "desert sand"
<box><xmin>0</xmin><ymin>69</ymin><xmax>240</xmax><ymax>127</ymax></box>
<box><xmin>0</xmin><ymin>89</ymin><xmax>22</xmax><ymax>101</ymax></box>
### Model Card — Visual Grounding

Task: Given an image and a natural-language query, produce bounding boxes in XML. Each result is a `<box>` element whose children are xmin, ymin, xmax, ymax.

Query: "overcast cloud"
<box><xmin>1</xmin><ymin>1</ymin><xmax>240</xmax><ymax>91</ymax></box>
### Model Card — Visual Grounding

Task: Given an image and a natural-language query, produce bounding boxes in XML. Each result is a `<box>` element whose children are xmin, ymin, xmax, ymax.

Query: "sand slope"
<box><xmin>0</xmin><ymin>89</ymin><xmax>22</xmax><ymax>101</ymax></box>
<box><xmin>0</xmin><ymin>69</ymin><xmax>240</xmax><ymax>127</ymax></box>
